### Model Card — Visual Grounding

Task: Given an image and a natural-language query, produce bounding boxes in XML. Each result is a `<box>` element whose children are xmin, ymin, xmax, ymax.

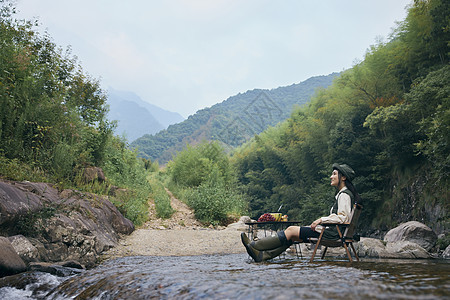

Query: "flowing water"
<box><xmin>0</xmin><ymin>254</ymin><xmax>449</xmax><ymax>299</ymax></box>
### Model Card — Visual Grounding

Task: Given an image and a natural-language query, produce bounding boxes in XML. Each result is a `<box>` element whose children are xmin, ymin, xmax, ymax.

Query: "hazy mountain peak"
<box><xmin>106</xmin><ymin>88</ymin><xmax>185</xmax><ymax>142</ymax></box>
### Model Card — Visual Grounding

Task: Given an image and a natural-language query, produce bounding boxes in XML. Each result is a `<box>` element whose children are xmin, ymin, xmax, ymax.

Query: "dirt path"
<box><xmin>102</xmin><ymin>188</ymin><xmax>246</xmax><ymax>259</ymax></box>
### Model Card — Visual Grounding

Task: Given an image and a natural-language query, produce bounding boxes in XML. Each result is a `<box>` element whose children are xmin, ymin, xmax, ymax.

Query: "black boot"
<box><xmin>241</xmin><ymin>233</ymin><xmax>261</xmax><ymax>261</ymax></box>
<box><xmin>241</xmin><ymin>232</ymin><xmax>292</xmax><ymax>262</ymax></box>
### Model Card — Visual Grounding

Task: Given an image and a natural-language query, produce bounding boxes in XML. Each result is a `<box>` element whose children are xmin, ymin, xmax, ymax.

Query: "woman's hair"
<box><xmin>345</xmin><ymin>179</ymin><xmax>362</xmax><ymax>205</ymax></box>
<box><xmin>337</xmin><ymin>171</ymin><xmax>362</xmax><ymax>205</ymax></box>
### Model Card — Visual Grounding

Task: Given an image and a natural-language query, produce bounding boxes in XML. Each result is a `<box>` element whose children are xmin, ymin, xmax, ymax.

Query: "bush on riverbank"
<box><xmin>167</xmin><ymin>141</ymin><xmax>248</xmax><ymax>225</ymax></box>
<box><xmin>148</xmin><ymin>172</ymin><xmax>174</xmax><ymax>219</ymax></box>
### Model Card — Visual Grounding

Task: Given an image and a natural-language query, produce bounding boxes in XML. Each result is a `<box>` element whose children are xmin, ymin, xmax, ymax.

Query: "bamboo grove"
<box><xmin>231</xmin><ymin>0</ymin><xmax>449</xmax><ymax>234</ymax></box>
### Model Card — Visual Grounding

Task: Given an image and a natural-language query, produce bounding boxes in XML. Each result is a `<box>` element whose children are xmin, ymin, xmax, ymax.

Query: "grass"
<box><xmin>148</xmin><ymin>173</ymin><xmax>174</xmax><ymax>219</ymax></box>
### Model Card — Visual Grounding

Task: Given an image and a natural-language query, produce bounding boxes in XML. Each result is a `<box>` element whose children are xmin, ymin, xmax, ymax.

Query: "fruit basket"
<box><xmin>257</xmin><ymin>213</ymin><xmax>287</xmax><ymax>222</ymax></box>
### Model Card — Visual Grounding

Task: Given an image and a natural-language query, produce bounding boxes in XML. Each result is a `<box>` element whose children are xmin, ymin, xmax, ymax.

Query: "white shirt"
<box><xmin>315</xmin><ymin>187</ymin><xmax>352</xmax><ymax>232</ymax></box>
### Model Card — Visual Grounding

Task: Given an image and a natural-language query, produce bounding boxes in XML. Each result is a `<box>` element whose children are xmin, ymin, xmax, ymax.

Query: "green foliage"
<box><xmin>232</xmin><ymin>0</ymin><xmax>449</xmax><ymax>233</ymax></box>
<box><xmin>0</xmin><ymin>4</ymin><xmax>151</xmax><ymax>226</ymax></box>
<box><xmin>409</xmin><ymin>65</ymin><xmax>450</xmax><ymax>183</ymax></box>
<box><xmin>392</xmin><ymin>0</ymin><xmax>449</xmax><ymax>85</ymax></box>
<box><xmin>436</xmin><ymin>234</ymin><xmax>450</xmax><ymax>251</ymax></box>
<box><xmin>168</xmin><ymin>141</ymin><xmax>233</xmax><ymax>187</ymax></box>
<box><xmin>52</xmin><ymin>142</ymin><xmax>75</xmax><ymax>180</ymax></box>
<box><xmin>102</xmin><ymin>136</ymin><xmax>151</xmax><ymax>226</ymax></box>
<box><xmin>168</xmin><ymin>141</ymin><xmax>248</xmax><ymax>225</ymax></box>
<box><xmin>16</xmin><ymin>204</ymin><xmax>57</xmax><ymax>237</ymax></box>
<box><xmin>0</xmin><ymin>4</ymin><xmax>110</xmax><ymax>173</ymax></box>
<box><xmin>148</xmin><ymin>173</ymin><xmax>174</xmax><ymax>219</ymax></box>
<box><xmin>184</xmin><ymin>167</ymin><xmax>248</xmax><ymax>225</ymax></box>
<box><xmin>0</xmin><ymin>153</ymin><xmax>48</xmax><ymax>182</ymax></box>
<box><xmin>142</xmin><ymin>158</ymin><xmax>159</xmax><ymax>172</ymax></box>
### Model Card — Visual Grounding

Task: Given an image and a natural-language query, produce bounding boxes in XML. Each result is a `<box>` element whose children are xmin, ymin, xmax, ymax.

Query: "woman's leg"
<box><xmin>284</xmin><ymin>226</ymin><xmax>302</xmax><ymax>243</ymax></box>
<box><xmin>241</xmin><ymin>226</ymin><xmax>301</xmax><ymax>262</ymax></box>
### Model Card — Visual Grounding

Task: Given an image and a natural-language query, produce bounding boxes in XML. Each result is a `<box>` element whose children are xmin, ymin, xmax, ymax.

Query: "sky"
<box><xmin>15</xmin><ymin>0</ymin><xmax>411</xmax><ymax>118</ymax></box>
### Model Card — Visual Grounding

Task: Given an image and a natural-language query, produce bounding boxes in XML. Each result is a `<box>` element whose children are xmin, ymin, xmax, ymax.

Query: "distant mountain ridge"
<box><xmin>107</xmin><ymin>88</ymin><xmax>185</xmax><ymax>142</ymax></box>
<box><xmin>131</xmin><ymin>73</ymin><xmax>339</xmax><ymax>163</ymax></box>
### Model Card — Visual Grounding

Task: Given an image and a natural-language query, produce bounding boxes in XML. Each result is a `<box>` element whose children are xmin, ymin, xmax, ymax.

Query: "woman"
<box><xmin>241</xmin><ymin>163</ymin><xmax>361</xmax><ymax>262</ymax></box>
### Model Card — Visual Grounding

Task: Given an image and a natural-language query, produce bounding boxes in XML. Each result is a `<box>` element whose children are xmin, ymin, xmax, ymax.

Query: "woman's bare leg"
<box><xmin>284</xmin><ymin>226</ymin><xmax>302</xmax><ymax>242</ymax></box>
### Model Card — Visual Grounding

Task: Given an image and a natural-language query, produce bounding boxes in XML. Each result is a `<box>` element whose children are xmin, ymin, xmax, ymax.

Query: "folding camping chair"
<box><xmin>309</xmin><ymin>203</ymin><xmax>362</xmax><ymax>262</ymax></box>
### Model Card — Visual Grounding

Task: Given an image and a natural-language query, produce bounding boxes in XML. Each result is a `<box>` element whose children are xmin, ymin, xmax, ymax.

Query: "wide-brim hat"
<box><xmin>332</xmin><ymin>163</ymin><xmax>355</xmax><ymax>182</ymax></box>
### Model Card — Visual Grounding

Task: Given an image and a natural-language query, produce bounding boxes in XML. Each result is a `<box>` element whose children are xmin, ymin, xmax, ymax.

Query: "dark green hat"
<box><xmin>332</xmin><ymin>163</ymin><xmax>355</xmax><ymax>182</ymax></box>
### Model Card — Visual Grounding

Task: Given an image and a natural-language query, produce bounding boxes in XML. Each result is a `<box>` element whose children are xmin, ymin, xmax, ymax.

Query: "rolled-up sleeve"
<box><xmin>320</xmin><ymin>192</ymin><xmax>352</xmax><ymax>224</ymax></box>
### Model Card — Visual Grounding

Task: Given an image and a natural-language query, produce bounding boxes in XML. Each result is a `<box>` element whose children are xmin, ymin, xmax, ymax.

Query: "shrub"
<box><xmin>0</xmin><ymin>154</ymin><xmax>48</xmax><ymax>182</ymax></box>
<box><xmin>168</xmin><ymin>141</ymin><xmax>233</xmax><ymax>188</ymax></box>
<box><xmin>185</xmin><ymin>167</ymin><xmax>247</xmax><ymax>225</ymax></box>
<box><xmin>149</xmin><ymin>174</ymin><xmax>174</xmax><ymax>219</ymax></box>
<box><xmin>102</xmin><ymin>136</ymin><xmax>151</xmax><ymax>226</ymax></box>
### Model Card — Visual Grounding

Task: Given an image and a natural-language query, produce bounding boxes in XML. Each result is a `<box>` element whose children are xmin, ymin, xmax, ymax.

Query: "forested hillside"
<box><xmin>231</xmin><ymin>0</ymin><xmax>449</xmax><ymax>235</ymax></box>
<box><xmin>131</xmin><ymin>73</ymin><xmax>337</xmax><ymax>163</ymax></box>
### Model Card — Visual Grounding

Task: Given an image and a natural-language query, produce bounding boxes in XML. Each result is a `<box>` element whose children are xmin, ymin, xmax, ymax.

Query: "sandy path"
<box><xmin>102</xmin><ymin>189</ymin><xmax>246</xmax><ymax>259</ymax></box>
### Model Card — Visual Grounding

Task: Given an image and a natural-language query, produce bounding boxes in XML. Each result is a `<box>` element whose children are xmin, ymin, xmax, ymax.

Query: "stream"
<box><xmin>0</xmin><ymin>254</ymin><xmax>449</xmax><ymax>299</ymax></box>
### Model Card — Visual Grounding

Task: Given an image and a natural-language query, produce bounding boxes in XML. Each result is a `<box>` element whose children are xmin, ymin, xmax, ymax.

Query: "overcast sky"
<box><xmin>16</xmin><ymin>0</ymin><xmax>411</xmax><ymax>118</ymax></box>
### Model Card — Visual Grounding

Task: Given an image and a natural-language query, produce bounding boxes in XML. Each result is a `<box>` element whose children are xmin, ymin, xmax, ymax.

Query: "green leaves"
<box><xmin>0</xmin><ymin>5</ymin><xmax>112</xmax><ymax>173</ymax></box>
<box><xmin>167</xmin><ymin>141</ymin><xmax>248</xmax><ymax>225</ymax></box>
<box><xmin>232</xmin><ymin>0</ymin><xmax>449</xmax><ymax>231</ymax></box>
<box><xmin>168</xmin><ymin>141</ymin><xmax>232</xmax><ymax>188</ymax></box>
<box><xmin>0</xmin><ymin>2</ymin><xmax>153</xmax><ymax>227</ymax></box>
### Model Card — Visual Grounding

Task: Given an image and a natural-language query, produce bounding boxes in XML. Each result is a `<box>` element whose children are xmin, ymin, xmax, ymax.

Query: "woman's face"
<box><xmin>330</xmin><ymin>169</ymin><xmax>340</xmax><ymax>187</ymax></box>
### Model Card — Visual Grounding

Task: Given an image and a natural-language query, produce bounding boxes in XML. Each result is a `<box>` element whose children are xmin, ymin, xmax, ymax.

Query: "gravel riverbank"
<box><xmin>101</xmin><ymin>190</ymin><xmax>246</xmax><ymax>260</ymax></box>
<box><xmin>102</xmin><ymin>227</ymin><xmax>245</xmax><ymax>259</ymax></box>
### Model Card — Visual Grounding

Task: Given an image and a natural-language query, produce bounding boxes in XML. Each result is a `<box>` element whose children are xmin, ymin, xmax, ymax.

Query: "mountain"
<box><xmin>131</xmin><ymin>73</ymin><xmax>339</xmax><ymax>163</ymax></box>
<box><xmin>106</xmin><ymin>88</ymin><xmax>185</xmax><ymax>142</ymax></box>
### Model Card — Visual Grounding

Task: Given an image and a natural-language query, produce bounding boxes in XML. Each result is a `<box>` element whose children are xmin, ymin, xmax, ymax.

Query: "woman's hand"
<box><xmin>311</xmin><ymin>219</ymin><xmax>322</xmax><ymax>230</ymax></box>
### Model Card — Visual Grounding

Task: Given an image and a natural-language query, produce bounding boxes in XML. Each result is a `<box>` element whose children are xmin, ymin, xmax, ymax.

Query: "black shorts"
<box><xmin>299</xmin><ymin>226</ymin><xmax>320</xmax><ymax>241</ymax></box>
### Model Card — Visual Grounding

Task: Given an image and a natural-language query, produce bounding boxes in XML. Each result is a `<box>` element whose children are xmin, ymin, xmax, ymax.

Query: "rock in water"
<box><xmin>443</xmin><ymin>245</ymin><xmax>450</xmax><ymax>259</ymax></box>
<box><xmin>0</xmin><ymin>237</ymin><xmax>27</xmax><ymax>277</ymax></box>
<box><xmin>383</xmin><ymin>221</ymin><xmax>437</xmax><ymax>251</ymax></box>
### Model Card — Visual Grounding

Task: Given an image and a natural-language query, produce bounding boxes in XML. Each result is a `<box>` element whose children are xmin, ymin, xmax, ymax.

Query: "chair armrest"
<box><xmin>321</xmin><ymin>223</ymin><xmax>350</xmax><ymax>226</ymax></box>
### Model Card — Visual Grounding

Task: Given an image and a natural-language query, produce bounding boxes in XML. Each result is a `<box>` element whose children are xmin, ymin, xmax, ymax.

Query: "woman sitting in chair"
<box><xmin>241</xmin><ymin>163</ymin><xmax>361</xmax><ymax>262</ymax></box>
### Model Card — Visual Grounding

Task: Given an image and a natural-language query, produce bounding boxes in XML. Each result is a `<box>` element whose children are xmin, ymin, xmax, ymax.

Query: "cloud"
<box><xmin>96</xmin><ymin>33</ymin><xmax>146</xmax><ymax>74</ymax></box>
<box><xmin>15</xmin><ymin>0</ymin><xmax>411</xmax><ymax>117</ymax></box>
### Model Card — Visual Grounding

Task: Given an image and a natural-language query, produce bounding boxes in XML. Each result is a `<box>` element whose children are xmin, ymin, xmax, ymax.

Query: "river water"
<box><xmin>0</xmin><ymin>254</ymin><xmax>449</xmax><ymax>299</ymax></box>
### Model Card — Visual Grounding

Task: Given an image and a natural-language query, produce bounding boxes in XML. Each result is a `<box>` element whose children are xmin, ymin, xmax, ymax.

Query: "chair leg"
<box><xmin>342</xmin><ymin>243</ymin><xmax>353</xmax><ymax>262</ymax></box>
<box><xmin>350</xmin><ymin>243</ymin><xmax>359</xmax><ymax>261</ymax></box>
<box><xmin>321</xmin><ymin>246</ymin><xmax>328</xmax><ymax>259</ymax></box>
<box><xmin>335</xmin><ymin>225</ymin><xmax>353</xmax><ymax>262</ymax></box>
<box><xmin>295</xmin><ymin>243</ymin><xmax>303</xmax><ymax>259</ymax></box>
<box><xmin>309</xmin><ymin>230</ymin><xmax>324</xmax><ymax>262</ymax></box>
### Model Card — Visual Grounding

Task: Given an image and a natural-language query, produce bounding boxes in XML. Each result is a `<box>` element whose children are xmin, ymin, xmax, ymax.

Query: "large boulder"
<box><xmin>443</xmin><ymin>245</ymin><xmax>450</xmax><ymax>259</ymax></box>
<box><xmin>385</xmin><ymin>241</ymin><xmax>430</xmax><ymax>259</ymax></box>
<box><xmin>384</xmin><ymin>221</ymin><xmax>437</xmax><ymax>251</ymax></box>
<box><xmin>0</xmin><ymin>237</ymin><xmax>27</xmax><ymax>277</ymax></box>
<box><xmin>0</xmin><ymin>180</ymin><xmax>134</xmax><ymax>269</ymax></box>
<box><xmin>225</xmin><ymin>216</ymin><xmax>251</xmax><ymax>231</ymax></box>
<box><xmin>39</xmin><ymin>192</ymin><xmax>134</xmax><ymax>267</ymax></box>
<box><xmin>0</xmin><ymin>181</ymin><xmax>44</xmax><ymax>226</ymax></box>
<box><xmin>356</xmin><ymin>238</ymin><xmax>388</xmax><ymax>258</ymax></box>
<box><xmin>8</xmin><ymin>235</ymin><xmax>40</xmax><ymax>263</ymax></box>
<box><xmin>356</xmin><ymin>237</ymin><xmax>430</xmax><ymax>259</ymax></box>
<box><xmin>83</xmin><ymin>167</ymin><xmax>106</xmax><ymax>183</ymax></box>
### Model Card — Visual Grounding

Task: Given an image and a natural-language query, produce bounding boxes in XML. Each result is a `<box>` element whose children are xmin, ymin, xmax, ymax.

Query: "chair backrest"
<box><xmin>343</xmin><ymin>203</ymin><xmax>362</xmax><ymax>238</ymax></box>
